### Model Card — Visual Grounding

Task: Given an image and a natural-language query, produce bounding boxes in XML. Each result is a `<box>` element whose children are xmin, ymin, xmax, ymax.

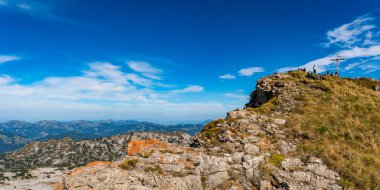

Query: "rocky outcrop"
<box><xmin>272</xmin><ymin>157</ymin><xmax>341</xmax><ymax>190</ymax></box>
<box><xmin>0</xmin><ymin>131</ymin><xmax>191</xmax><ymax>169</ymax></box>
<box><xmin>0</xmin><ymin>167</ymin><xmax>65</xmax><ymax>190</ymax></box>
<box><xmin>245</xmin><ymin>77</ymin><xmax>278</xmax><ymax>108</ymax></box>
<box><xmin>57</xmin><ymin>140</ymin><xmax>232</xmax><ymax>190</ymax></box>
<box><xmin>245</xmin><ymin>73</ymin><xmax>299</xmax><ymax>114</ymax></box>
<box><xmin>57</xmin><ymin>107</ymin><xmax>342</xmax><ymax>190</ymax></box>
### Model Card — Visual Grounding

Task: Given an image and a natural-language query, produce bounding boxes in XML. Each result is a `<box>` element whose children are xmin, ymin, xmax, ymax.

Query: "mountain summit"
<box><xmin>53</xmin><ymin>71</ymin><xmax>380</xmax><ymax>189</ymax></box>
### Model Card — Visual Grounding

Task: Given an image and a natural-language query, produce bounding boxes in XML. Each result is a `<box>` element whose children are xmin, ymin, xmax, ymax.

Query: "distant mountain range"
<box><xmin>0</xmin><ymin>120</ymin><xmax>207</xmax><ymax>153</ymax></box>
<box><xmin>0</xmin><ymin>131</ymin><xmax>192</xmax><ymax>170</ymax></box>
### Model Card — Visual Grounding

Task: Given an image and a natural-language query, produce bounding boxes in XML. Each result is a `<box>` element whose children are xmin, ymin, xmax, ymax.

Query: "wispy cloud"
<box><xmin>0</xmin><ymin>61</ymin><xmax>167</xmax><ymax>102</ymax></box>
<box><xmin>238</xmin><ymin>67</ymin><xmax>264</xmax><ymax>76</ymax></box>
<box><xmin>279</xmin><ymin>45</ymin><xmax>380</xmax><ymax>72</ymax></box>
<box><xmin>0</xmin><ymin>0</ymin><xmax>74</xmax><ymax>23</ymax></box>
<box><xmin>279</xmin><ymin>13</ymin><xmax>380</xmax><ymax>74</ymax></box>
<box><xmin>0</xmin><ymin>61</ymin><xmax>223</xmax><ymax>121</ymax></box>
<box><xmin>0</xmin><ymin>75</ymin><xmax>13</xmax><ymax>85</ymax></box>
<box><xmin>324</xmin><ymin>15</ymin><xmax>378</xmax><ymax>48</ymax></box>
<box><xmin>219</xmin><ymin>74</ymin><xmax>235</xmax><ymax>79</ymax></box>
<box><xmin>84</xmin><ymin>62</ymin><xmax>129</xmax><ymax>84</ymax></box>
<box><xmin>0</xmin><ymin>55</ymin><xmax>20</xmax><ymax>64</ymax></box>
<box><xmin>358</xmin><ymin>64</ymin><xmax>380</xmax><ymax>73</ymax></box>
<box><xmin>127</xmin><ymin>61</ymin><xmax>162</xmax><ymax>80</ymax></box>
<box><xmin>345</xmin><ymin>62</ymin><xmax>361</xmax><ymax>70</ymax></box>
<box><xmin>170</xmin><ymin>85</ymin><xmax>204</xmax><ymax>94</ymax></box>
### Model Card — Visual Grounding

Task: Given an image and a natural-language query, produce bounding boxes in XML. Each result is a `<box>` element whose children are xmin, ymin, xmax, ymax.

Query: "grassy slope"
<box><xmin>249</xmin><ymin>71</ymin><xmax>380</xmax><ymax>189</ymax></box>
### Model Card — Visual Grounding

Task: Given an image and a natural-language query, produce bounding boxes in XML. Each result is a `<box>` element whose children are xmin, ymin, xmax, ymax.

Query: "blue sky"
<box><xmin>0</xmin><ymin>0</ymin><xmax>379</xmax><ymax>123</ymax></box>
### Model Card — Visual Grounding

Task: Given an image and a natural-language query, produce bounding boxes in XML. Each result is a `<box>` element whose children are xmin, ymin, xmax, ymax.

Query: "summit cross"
<box><xmin>331</xmin><ymin>54</ymin><xmax>345</xmax><ymax>74</ymax></box>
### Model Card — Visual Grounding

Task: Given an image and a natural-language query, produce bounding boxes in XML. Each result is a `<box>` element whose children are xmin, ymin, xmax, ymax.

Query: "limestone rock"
<box><xmin>232</xmin><ymin>152</ymin><xmax>245</xmax><ymax>164</ymax></box>
<box><xmin>281</xmin><ymin>158</ymin><xmax>303</xmax><ymax>171</ymax></box>
<box><xmin>244</xmin><ymin>143</ymin><xmax>260</xmax><ymax>155</ymax></box>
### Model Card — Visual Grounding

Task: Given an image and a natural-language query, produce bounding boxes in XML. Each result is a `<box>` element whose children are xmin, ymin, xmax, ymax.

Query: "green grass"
<box><xmin>144</xmin><ymin>165</ymin><xmax>163</xmax><ymax>174</ymax></box>
<box><xmin>250</xmin><ymin>71</ymin><xmax>380</xmax><ymax>189</ymax></box>
<box><xmin>12</xmin><ymin>169</ymin><xmax>34</xmax><ymax>180</ymax></box>
<box><xmin>118</xmin><ymin>159</ymin><xmax>138</xmax><ymax>170</ymax></box>
<box><xmin>268</xmin><ymin>154</ymin><xmax>285</xmax><ymax>167</ymax></box>
<box><xmin>348</xmin><ymin>77</ymin><xmax>380</xmax><ymax>91</ymax></box>
<box><xmin>0</xmin><ymin>172</ymin><xmax>9</xmax><ymax>181</ymax></box>
<box><xmin>198</xmin><ymin>119</ymin><xmax>225</xmax><ymax>146</ymax></box>
<box><xmin>201</xmin><ymin>175</ymin><xmax>207</xmax><ymax>190</ymax></box>
<box><xmin>142</xmin><ymin>151</ymin><xmax>152</xmax><ymax>158</ymax></box>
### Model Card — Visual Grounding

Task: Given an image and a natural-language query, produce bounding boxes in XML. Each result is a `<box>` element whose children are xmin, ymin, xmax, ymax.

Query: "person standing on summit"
<box><xmin>313</xmin><ymin>65</ymin><xmax>317</xmax><ymax>74</ymax></box>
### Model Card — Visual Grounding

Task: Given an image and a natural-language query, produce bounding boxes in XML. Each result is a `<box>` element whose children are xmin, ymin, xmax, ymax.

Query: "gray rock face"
<box><xmin>232</xmin><ymin>152</ymin><xmax>245</xmax><ymax>164</ymax></box>
<box><xmin>57</xmin><ymin>140</ymin><xmax>233</xmax><ymax>190</ymax></box>
<box><xmin>269</xmin><ymin>156</ymin><xmax>342</xmax><ymax>190</ymax></box>
<box><xmin>245</xmin><ymin>78</ymin><xmax>277</xmax><ymax>108</ymax></box>
<box><xmin>281</xmin><ymin>158</ymin><xmax>303</xmax><ymax>171</ymax></box>
<box><xmin>245</xmin><ymin>74</ymin><xmax>299</xmax><ymax>114</ymax></box>
<box><xmin>244</xmin><ymin>143</ymin><xmax>260</xmax><ymax>155</ymax></box>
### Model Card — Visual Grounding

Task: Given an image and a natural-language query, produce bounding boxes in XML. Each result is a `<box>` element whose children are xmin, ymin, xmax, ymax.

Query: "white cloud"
<box><xmin>279</xmin><ymin>45</ymin><xmax>380</xmax><ymax>73</ymax></box>
<box><xmin>84</xmin><ymin>62</ymin><xmax>128</xmax><ymax>84</ymax></box>
<box><xmin>238</xmin><ymin>67</ymin><xmax>264</xmax><ymax>76</ymax></box>
<box><xmin>279</xmin><ymin>14</ymin><xmax>380</xmax><ymax>74</ymax></box>
<box><xmin>127</xmin><ymin>61</ymin><xmax>162</xmax><ymax>80</ymax></box>
<box><xmin>0</xmin><ymin>62</ymin><xmax>157</xmax><ymax>102</ymax></box>
<box><xmin>0</xmin><ymin>62</ymin><xmax>226</xmax><ymax>121</ymax></box>
<box><xmin>84</xmin><ymin>62</ymin><xmax>158</xmax><ymax>87</ymax></box>
<box><xmin>0</xmin><ymin>75</ymin><xmax>14</xmax><ymax>85</ymax></box>
<box><xmin>125</xmin><ymin>73</ymin><xmax>154</xmax><ymax>87</ymax></box>
<box><xmin>224</xmin><ymin>93</ymin><xmax>249</xmax><ymax>101</ymax></box>
<box><xmin>358</xmin><ymin>64</ymin><xmax>380</xmax><ymax>73</ymax></box>
<box><xmin>0</xmin><ymin>55</ymin><xmax>20</xmax><ymax>64</ymax></box>
<box><xmin>0</xmin><ymin>0</ymin><xmax>74</xmax><ymax>23</ymax></box>
<box><xmin>371</xmin><ymin>56</ymin><xmax>380</xmax><ymax>60</ymax></box>
<box><xmin>324</xmin><ymin>15</ymin><xmax>378</xmax><ymax>48</ymax></box>
<box><xmin>219</xmin><ymin>74</ymin><xmax>235</xmax><ymax>79</ymax></box>
<box><xmin>345</xmin><ymin>62</ymin><xmax>361</xmax><ymax>70</ymax></box>
<box><xmin>127</xmin><ymin>61</ymin><xmax>161</xmax><ymax>73</ymax></box>
<box><xmin>183</xmin><ymin>85</ymin><xmax>204</xmax><ymax>92</ymax></box>
<box><xmin>170</xmin><ymin>85</ymin><xmax>204</xmax><ymax>94</ymax></box>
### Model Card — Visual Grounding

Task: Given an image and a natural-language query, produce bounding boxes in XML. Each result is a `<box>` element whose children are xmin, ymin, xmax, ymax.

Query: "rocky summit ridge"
<box><xmin>55</xmin><ymin>71</ymin><xmax>380</xmax><ymax>190</ymax></box>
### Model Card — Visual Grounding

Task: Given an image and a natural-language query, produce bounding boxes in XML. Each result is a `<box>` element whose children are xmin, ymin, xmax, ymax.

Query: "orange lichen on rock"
<box><xmin>70</xmin><ymin>161</ymin><xmax>112</xmax><ymax>175</ymax></box>
<box><xmin>54</xmin><ymin>182</ymin><xmax>64</xmax><ymax>190</ymax></box>
<box><xmin>127</xmin><ymin>139</ymin><xmax>168</xmax><ymax>156</ymax></box>
<box><xmin>86</xmin><ymin>161</ymin><xmax>112</xmax><ymax>167</ymax></box>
